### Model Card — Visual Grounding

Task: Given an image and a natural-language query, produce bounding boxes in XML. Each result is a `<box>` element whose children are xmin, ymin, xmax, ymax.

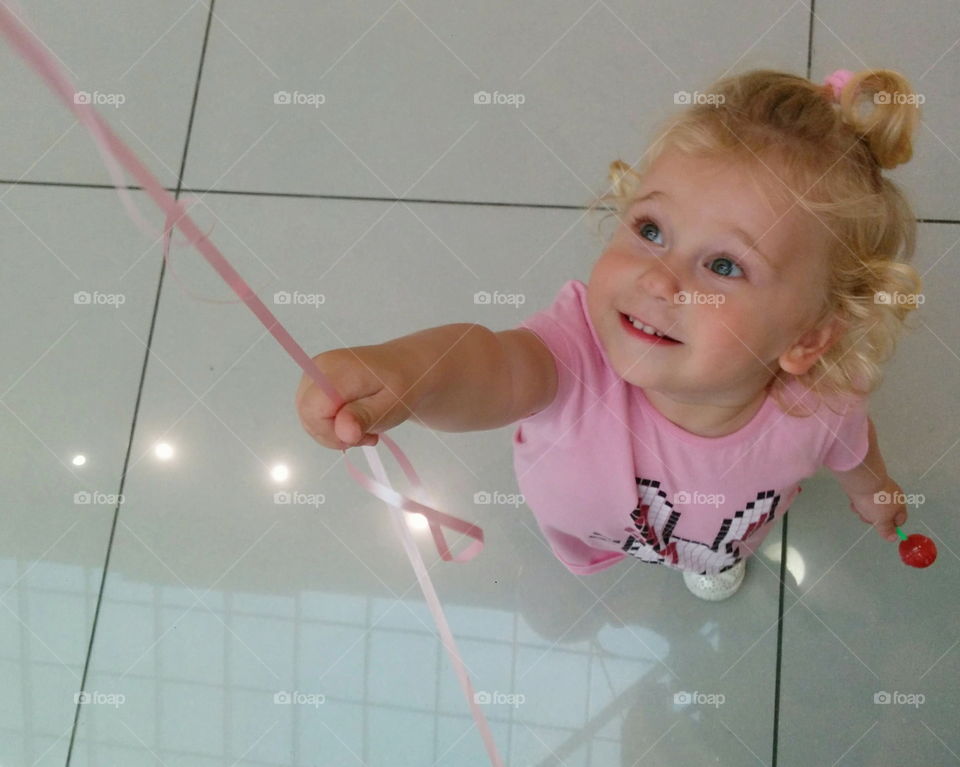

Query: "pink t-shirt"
<box><xmin>511</xmin><ymin>280</ymin><xmax>870</xmax><ymax>576</ymax></box>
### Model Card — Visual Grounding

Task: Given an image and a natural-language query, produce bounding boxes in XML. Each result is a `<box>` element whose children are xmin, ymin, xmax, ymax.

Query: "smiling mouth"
<box><xmin>621</xmin><ymin>313</ymin><xmax>682</xmax><ymax>343</ymax></box>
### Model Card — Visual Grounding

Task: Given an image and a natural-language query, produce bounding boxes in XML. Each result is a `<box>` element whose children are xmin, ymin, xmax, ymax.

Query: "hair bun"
<box><xmin>832</xmin><ymin>69</ymin><xmax>921</xmax><ymax>169</ymax></box>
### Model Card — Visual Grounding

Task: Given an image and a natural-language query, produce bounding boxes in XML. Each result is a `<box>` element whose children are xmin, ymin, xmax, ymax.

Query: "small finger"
<box><xmin>877</xmin><ymin>524</ymin><xmax>897</xmax><ymax>542</ymax></box>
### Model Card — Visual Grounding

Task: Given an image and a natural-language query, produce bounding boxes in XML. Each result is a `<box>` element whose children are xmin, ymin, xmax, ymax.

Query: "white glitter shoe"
<box><xmin>682</xmin><ymin>558</ymin><xmax>746</xmax><ymax>602</ymax></box>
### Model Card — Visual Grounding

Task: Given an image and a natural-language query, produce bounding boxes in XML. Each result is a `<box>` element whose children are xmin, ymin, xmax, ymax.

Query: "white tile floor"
<box><xmin>1</xmin><ymin>2</ymin><xmax>958</xmax><ymax>765</ymax></box>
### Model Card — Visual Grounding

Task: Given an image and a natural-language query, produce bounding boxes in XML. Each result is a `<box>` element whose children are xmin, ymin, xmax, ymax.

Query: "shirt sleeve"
<box><xmin>821</xmin><ymin>394</ymin><xmax>871</xmax><ymax>472</ymax></box>
<box><xmin>514</xmin><ymin>280</ymin><xmax>584</xmax><ymax>423</ymax></box>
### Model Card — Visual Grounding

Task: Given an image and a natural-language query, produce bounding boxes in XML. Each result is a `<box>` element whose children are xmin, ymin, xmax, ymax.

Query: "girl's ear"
<box><xmin>778</xmin><ymin>314</ymin><xmax>845</xmax><ymax>376</ymax></box>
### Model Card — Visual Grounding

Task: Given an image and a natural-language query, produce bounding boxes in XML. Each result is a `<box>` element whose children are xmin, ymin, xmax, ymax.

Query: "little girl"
<box><xmin>296</xmin><ymin>68</ymin><xmax>924</xmax><ymax>602</ymax></box>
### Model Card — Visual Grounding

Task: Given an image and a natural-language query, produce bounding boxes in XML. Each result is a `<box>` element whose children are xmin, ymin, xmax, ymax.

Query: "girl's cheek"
<box><xmin>697</xmin><ymin>308</ymin><xmax>744</xmax><ymax>344</ymax></box>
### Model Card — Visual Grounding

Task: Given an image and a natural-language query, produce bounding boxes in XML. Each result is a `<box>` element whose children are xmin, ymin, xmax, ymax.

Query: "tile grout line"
<box><xmin>62</xmin><ymin>1</ymin><xmax>218</xmax><ymax>764</ymax></box>
<box><xmin>3</xmin><ymin>177</ymin><xmax>958</xmax><ymax>223</ymax></box>
<box><xmin>769</xmin><ymin>5</ymin><xmax>819</xmax><ymax>765</ymax></box>
<box><xmin>0</xmin><ymin>178</ymin><xmax>586</xmax><ymax>210</ymax></box>
<box><xmin>772</xmin><ymin>512</ymin><xmax>790</xmax><ymax>767</ymax></box>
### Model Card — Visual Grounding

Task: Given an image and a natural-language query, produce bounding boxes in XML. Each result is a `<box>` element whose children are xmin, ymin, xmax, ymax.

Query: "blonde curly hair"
<box><xmin>587</xmin><ymin>68</ymin><xmax>924</xmax><ymax>417</ymax></box>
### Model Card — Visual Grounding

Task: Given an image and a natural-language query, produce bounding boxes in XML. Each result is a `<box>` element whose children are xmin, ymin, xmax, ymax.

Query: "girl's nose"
<box><xmin>638</xmin><ymin>252</ymin><xmax>683</xmax><ymax>302</ymax></box>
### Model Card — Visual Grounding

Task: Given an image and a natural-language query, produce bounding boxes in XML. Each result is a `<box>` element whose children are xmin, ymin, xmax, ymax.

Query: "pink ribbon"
<box><xmin>0</xmin><ymin>5</ymin><xmax>503</xmax><ymax>764</ymax></box>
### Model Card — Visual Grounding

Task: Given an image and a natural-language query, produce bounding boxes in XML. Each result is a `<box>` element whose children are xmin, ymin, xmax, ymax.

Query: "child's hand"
<box><xmin>847</xmin><ymin>477</ymin><xmax>909</xmax><ymax>543</ymax></box>
<box><xmin>294</xmin><ymin>344</ymin><xmax>424</xmax><ymax>451</ymax></box>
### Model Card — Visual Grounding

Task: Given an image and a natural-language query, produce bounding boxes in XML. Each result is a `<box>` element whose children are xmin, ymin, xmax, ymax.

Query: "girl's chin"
<box><xmin>610</xmin><ymin>360</ymin><xmax>668</xmax><ymax>387</ymax></box>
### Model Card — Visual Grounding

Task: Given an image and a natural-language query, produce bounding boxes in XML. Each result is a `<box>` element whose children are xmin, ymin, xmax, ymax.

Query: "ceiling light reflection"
<box><xmin>761</xmin><ymin>543</ymin><xmax>806</xmax><ymax>586</ymax></box>
<box><xmin>407</xmin><ymin>513</ymin><xmax>429</xmax><ymax>531</ymax></box>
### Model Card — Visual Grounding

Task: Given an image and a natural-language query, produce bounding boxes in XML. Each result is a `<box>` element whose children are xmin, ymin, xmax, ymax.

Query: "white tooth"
<box><xmin>629</xmin><ymin>317</ymin><xmax>665</xmax><ymax>337</ymax></box>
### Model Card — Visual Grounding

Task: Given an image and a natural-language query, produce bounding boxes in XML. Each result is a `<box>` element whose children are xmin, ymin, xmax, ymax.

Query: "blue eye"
<box><xmin>708</xmin><ymin>256</ymin><xmax>744</xmax><ymax>278</ymax></box>
<box><xmin>630</xmin><ymin>216</ymin><xmax>746</xmax><ymax>279</ymax></box>
<box><xmin>633</xmin><ymin>218</ymin><xmax>664</xmax><ymax>246</ymax></box>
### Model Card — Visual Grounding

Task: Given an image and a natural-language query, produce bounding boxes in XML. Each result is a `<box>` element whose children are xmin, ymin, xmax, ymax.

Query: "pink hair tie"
<box><xmin>823</xmin><ymin>69</ymin><xmax>855</xmax><ymax>102</ymax></box>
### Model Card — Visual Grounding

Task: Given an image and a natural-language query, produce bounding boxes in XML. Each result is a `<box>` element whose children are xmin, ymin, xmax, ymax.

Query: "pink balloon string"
<box><xmin>0</xmin><ymin>6</ymin><xmax>503</xmax><ymax>765</ymax></box>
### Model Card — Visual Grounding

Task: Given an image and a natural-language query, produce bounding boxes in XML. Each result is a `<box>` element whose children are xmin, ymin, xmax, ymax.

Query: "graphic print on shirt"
<box><xmin>588</xmin><ymin>478</ymin><xmax>780</xmax><ymax>574</ymax></box>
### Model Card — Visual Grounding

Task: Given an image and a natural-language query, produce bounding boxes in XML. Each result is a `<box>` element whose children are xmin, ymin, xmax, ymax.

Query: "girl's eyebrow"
<box><xmin>632</xmin><ymin>189</ymin><xmax>776</xmax><ymax>271</ymax></box>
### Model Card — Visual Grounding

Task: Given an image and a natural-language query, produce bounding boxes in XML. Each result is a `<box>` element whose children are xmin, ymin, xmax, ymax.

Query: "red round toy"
<box><xmin>897</xmin><ymin>529</ymin><xmax>937</xmax><ymax>568</ymax></box>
